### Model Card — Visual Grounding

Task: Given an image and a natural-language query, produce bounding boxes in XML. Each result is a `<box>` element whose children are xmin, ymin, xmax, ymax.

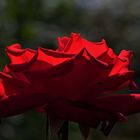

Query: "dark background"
<box><xmin>0</xmin><ymin>0</ymin><xmax>140</xmax><ymax>140</ymax></box>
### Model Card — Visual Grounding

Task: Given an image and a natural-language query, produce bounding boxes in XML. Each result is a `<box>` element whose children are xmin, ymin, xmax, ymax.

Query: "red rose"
<box><xmin>5</xmin><ymin>33</ymin><xmax>135</xmax><ymax>100</ymax></box>
<box><xmin>1</xmin><ymin>33</ymin><xmax>139</xmax><ymax>137</ymax></box>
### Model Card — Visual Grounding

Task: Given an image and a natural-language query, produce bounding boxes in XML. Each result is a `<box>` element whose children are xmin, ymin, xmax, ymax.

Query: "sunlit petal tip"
<box><xmin>57</xmin><ymin>37</ymin><xmax>63</xmax><ymax>49</ymax></box>
<box><xmin>100</xmin><ymin>38</ymin><xmax>107</xmax><ymax>44</ymax></box>
<box><xmin>74</xmin><ymin>48</ymin><xmax>85</xmax><ymax>58</ymax></box>
<box><xmin>101</xmin><ymin>38</ymin><xmax>106</xmax><ymax>42</ymax></box>
<box><xmin>3</xmin><ymin>65</ymin><xmax>9</xmax><ymax>73</ymax></box>
<box><xmin>57</xmin><ymin>36</ymin><xmax>71</xmax><ymax>51</ymax></box>
<box><xmin>6</xmin><ymin>51</ymin><xmax>38</xmax><ymax>73</ymax></box>
<box><xmin>6</xmin><ymin>43</ymin><xmax>22</xmax><ymax>53</ymax></box>
<box><xmin>6</xmin><ymin>43</ymin><xmax>21</xmax><ymax>50</ymax></box>
<box><xmin>74</xmin><ymin>48</ymin><xmax>90</xmax><ymax>60</ymax></box>
<box><xmin>71</xmin><ymin>32</ymin><xmax>80</xmax><ymax>38</ymax></box>
<box><xmin>81</xmin><ymin>48</ymin><xmax>91</xmax><ymax>60</ymax></box>
<box><xmin>119</xmin><ymin>50</ymin><xmax>133</xmax><ymax>60</ymax></box>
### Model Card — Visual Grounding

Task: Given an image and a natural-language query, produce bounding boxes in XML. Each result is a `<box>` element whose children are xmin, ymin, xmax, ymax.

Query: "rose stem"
<box><xmin>58</xmin><ymin>121</ymin><xmax>69</xmax><ymax>140</ymax></box>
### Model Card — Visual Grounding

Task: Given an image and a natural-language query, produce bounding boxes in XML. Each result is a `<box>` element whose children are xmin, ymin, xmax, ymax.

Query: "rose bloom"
<box><xmin>1</xmin><ymin>33</ymin><xmax>140</xmax><ymax>136</ymax></box>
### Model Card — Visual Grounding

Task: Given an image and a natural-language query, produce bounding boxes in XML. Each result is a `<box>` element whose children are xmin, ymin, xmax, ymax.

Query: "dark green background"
<box><xmin>0</xmin><ymin>0</ymin><xmax>140</xmax><ymax>140</ymax></box>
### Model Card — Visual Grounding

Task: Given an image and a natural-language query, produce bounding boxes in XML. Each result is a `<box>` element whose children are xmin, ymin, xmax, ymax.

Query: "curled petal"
<box><xmin>6</xmin><ymin>44</ymin><xmax>36</xmax><ymax>64</ymax></box>
<box><xmin>57</xmin><ymin>36</ymin><xmax>70</xmax><ymax>51</ymax></box>
<box><xmin>119</xmin><ymin>50</ymin><xmax>133</xmax><ymax>62</ymax></box>
<box><xmin>95</xmin><ymin>94</ymin><xmax>140</xmax><ymax>115</ymax></box>
<box><xmin>57</xmin><ymin>33</ymin><xmax>108</xmax><ymax>58</ymax></box>
<box><xmin>97</xmin><ymin>48</ymin><xmax>117</xmax><ymax>64</ymax></box>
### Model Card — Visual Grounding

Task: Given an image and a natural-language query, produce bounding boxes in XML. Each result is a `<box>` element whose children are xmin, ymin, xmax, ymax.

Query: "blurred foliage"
<box><xmin>0</xmin><ymin>0</ymin><xmax>140</xmax><ymax>140</ymax></box>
